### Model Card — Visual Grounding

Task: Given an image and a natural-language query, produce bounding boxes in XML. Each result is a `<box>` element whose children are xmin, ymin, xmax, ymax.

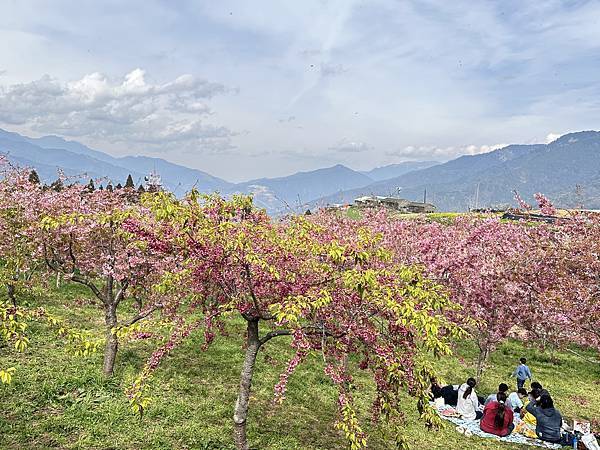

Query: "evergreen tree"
<box><xmin>125</xmin><ymin>174</ymin><xmax>135</xmax><ymax>189</ymax></box>
<box><xmin>28</xmin><ymin>170</ymin><xmax>40</xmax><ymax>184</ymax></box>
<box><xmin>86</xmin><ymin>178</ymin><xmax>96</xmax><ymax>192</ymax></box>
<box><xmin>99</xmin><ymin>184</ymin><xmax>104</xmax><ymax>191</ymax></box>
<box><xmin>116</xmin><ymin>183</ymin><xmax>123</xmax><ymax>190</ymax></box>
<box><xmin>137</xmin><ymin>184</ymin><xmax>146</xmax><ymax>193</ymax></box>
<box><xmin>50</xmin><ymin>179</ymin><xmax>64</xmax><ymax>192</ymax></box>
<box><xmin>106</xmin><ymin>183</ymin><xmax>113</xmax><ymax>192</ymax></box>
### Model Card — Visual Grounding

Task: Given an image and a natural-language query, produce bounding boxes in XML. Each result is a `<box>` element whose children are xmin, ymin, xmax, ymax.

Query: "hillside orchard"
<box><xmin>1</xmin><ymin>160</ymin><xmax>599</xmax><ymax>449</ymax></box>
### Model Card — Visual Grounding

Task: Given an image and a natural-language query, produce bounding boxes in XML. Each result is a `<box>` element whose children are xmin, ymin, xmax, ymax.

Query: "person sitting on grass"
<box><xmin>484</xmin><ymin>383</ymin><xmax>513</xmax><ymax>409</ymax></box>
<box><xmin>521</xmin><ymin>388</ymin><xmax>541</xmax><ymax>426</ymax></box>
<box><xmin>441</xmin><ymin>384</ymin><xmax>461</xmax><ymax>406</ymax></box>
<box><xmin>429</xmin><ymin>380</ymin><xmax>442</xmax><ymax>400</ymax></box>
<box><xmin>429</xmin><ymin>381</ymin><xmax>461</xmax><ymax>407</ymax></box>
<box><xmin>507</xmin><ymin>388</ymin><xmax>528</xmax><ymax>414</ymax></box>
<box><xmin>525</xmin><ymin>394</ymin><xmax>562</xmax><ymax>444</ymax></box>
<box><xmin>512</xmin><ymin>357</ymin><xmax>533</xmax><ymax>390</ymax></box>
<box><xmin>530</xmin><ymin>381</ymin><xmax>550</xmax><ymax>397</ymax></box>
<box><xmin>457</xmin><ymin>377</ymin><xmax>483</xmax><ymax>420</ymax></box>
<box><xmin>480</xmin><ymin>391</ymin><xmax>515</xmax><ymax>437</ymax></box>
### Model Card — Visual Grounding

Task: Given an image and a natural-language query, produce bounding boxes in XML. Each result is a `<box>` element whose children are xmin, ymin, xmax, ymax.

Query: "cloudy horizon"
<box><xmin>1</xmin><ymin>0</ymin><xmax>599</xmax><ymax>181</ymax></box>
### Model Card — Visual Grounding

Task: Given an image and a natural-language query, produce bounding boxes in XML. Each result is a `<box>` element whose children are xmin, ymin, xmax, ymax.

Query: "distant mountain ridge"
<box><xmin>0</xmin><ymin>128</ymin><xmax>435</xmax><ymax>213</ymax></box>
<box><xmin>361</xmin><ymin>161</ymin><xmax>438</xmax><ymax>181</ymax></box>
<box><xmin>0</xmin><ymin>129</ymin><xmax>232</xmax><ymax>193</ymax></box>
<box><xmin>232</xmin><ymin>164</ymin><xmax>374</xmax><ymax>213</ymax></box>
<box><xmin>5</xmin><ymin>127</ymin><xmax>598</xmax><ymax>214</ymax></box>
<box><xmin>313</xmin><ymin>131</ymin><xmax>600</xmax><ymax>211</ymax></box>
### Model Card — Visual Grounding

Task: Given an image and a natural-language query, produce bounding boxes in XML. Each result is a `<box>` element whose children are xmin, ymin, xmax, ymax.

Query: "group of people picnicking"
<box><xmin>430</xmin><ymin>358</ymin><xmax>575</xmax><ymax>445</ymax></box>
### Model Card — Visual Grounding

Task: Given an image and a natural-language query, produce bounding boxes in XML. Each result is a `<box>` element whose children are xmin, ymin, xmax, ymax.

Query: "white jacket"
<box><xmin>457</xmin><ymin>383</ymin><xmax>480</xmax><ymax>420</ymax></box>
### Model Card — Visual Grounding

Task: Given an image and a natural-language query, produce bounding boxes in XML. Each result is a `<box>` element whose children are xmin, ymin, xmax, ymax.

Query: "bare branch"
<box><xmin>70</xmin><ymin>273</ymin><xmax>104</xmax><ymax>302</ymax></box>
<box><xmin>565</xmin><ymin>348</ymin><xmax>600</xmax><ymax>365</ymax></box>
<box><xmin>115</xmin><ymin>280</ymin><xmax>129</xmax><ymax>305</ymax></box>
<box><xmin>259</xmin><ymin>329</ymin><xmax>292</xmax><ymax>346</ymax></box>
<box><xmin>120</xmin><ymin>305</ymin><xmax>162</xmax><ymax>327</ymax></box>
<box><xmin>68</xmin><ymin>234</ymin><xmax>77</xmax><ymax>272</ymax></box>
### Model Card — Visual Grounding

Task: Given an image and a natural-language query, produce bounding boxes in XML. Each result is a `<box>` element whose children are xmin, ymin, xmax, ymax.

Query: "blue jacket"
<box><xmin>525</xmin><ymin>402</ymin><xmax>562</xmax><ymax>443</ymax></box>
<box><xmin>513</xmin><ymin>363</ymin><xmax>532</xmax><ymax>380</ymax></box>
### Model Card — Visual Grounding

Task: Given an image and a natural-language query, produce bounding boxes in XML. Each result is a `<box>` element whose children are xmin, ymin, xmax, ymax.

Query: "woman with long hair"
<box><xmin>456</xmin><ymin>377</ymin><xmax>483</xmax><ymax>420</ymax></box>
<box><xmin>480</xmin><ymin>391</ymin><xmax>515</xmax><ymax>436</ymax></box>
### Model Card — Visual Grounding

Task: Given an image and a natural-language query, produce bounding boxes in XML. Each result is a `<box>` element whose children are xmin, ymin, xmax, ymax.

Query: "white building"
<box><xmin>354</xmin><ymin>195</ymin><xmax>436</xmax><ymax>213</ymax></box>
<box><xmin>144</xmin><ymin>170</ymin><xmax>163</xmax><ymax>192</ymax></box>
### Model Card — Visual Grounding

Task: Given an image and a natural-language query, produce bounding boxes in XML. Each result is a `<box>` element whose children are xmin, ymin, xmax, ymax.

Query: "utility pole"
<box><xmin>575</xmin><ymin>184</ymin><xmax>584</xmax><ymax>209</ymax></box>
<box><xmin>475</xmin><ymin>182</ymin><xmax>480</xmax><ymax>210</ymax></box>
<box><xmin>423</xmin><ymin>188</ymin><xmax>427</xmax><ymax>204</ymax></box>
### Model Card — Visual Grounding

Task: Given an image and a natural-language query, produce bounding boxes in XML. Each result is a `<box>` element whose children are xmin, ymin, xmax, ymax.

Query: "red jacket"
<box><xmin>480</xmin><ymin>401</ymin><xmax>514</xmax><ymax>436</ymax></box>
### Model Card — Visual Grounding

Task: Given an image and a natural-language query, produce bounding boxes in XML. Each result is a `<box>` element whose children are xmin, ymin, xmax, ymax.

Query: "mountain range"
<box><xmin>0</xmin><ymin>129</ymin><xmax>233</xmax><ymax>194</ymax></box>
<box><xmin>2</xmin><ymin>127</ymin><xmax>600</xmax><ymax>213</ymax></box>
<box><xmin>0</xmin><ymin>128</ymin><xmax>439</xmax><ymax>212</ymax></box>
<box><xmin>312</xmin><ymin>131</ymin><xmax>600</xmax><ymax>211</ymax></box>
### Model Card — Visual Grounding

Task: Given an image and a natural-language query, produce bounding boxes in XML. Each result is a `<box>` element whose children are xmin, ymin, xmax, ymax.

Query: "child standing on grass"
<box><xmin>512</xmin><ymin>357</ymin><xmax>532</xmax><ymax>390</ymax></box>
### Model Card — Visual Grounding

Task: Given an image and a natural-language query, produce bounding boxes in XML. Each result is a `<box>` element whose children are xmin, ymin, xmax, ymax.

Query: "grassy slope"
<box><xmin>1</xmin><ymin>283</ymin><xmax>598</xmax><ymax>450</ymax></box>
<box><xmin>345</xmin><ymin>207</ymin><xmax>481</xmax><ymax>223</ymax></box>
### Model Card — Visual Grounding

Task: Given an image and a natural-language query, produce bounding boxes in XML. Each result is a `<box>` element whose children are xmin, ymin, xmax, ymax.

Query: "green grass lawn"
<box><xmin>345</xmin><ymin>207</ymin><xmax>484</xmax><ymax>223</ymax></box>
<box><xmin>1</xmin><ymin>282</ymin><xmax>598</xmax><ymax>449</ymax></box>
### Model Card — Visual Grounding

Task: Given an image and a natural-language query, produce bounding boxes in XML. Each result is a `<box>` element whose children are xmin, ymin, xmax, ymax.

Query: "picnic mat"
<box><xmin>433</xmin><ymin>403</ymin><xmax>563</xmax><ymax>449</ymax></box>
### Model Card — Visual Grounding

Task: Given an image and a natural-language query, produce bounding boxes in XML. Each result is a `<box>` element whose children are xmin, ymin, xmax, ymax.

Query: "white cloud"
<box><xmin>320</xmin><ymin>63</ymin><xmax>348</xmax><ymax>77</ymax></box>
<box><xmin>0</xmin><ymin>69</ymin><xmax>235</xmax><ymax>154</ymax></box>
<box><xmin>386</xmin><ymin>143</ymin><xmax>507</xmax><ymax>160</ymax></box>
<box><xmin>546</xmin><ymin>133</ymin><xmax>562</xmax><ymax>144</ymax></box>
<box><xmin>1</xmin><ymin>1</ymin><xmax>600</xmax><ymax>180</ymax></box>
<box><xmin>329</xmin><ymin>139</ymin><xmax>372</xmax><ymax>153</ymax></box>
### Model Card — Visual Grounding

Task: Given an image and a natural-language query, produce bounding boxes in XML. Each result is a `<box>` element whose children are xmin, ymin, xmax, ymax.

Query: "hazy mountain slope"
<box><xmin>8</xmin><ymin>126</ymin><xmax>600</xmax><ymax>214</ymax></box>
<box><xmin>0</xmin><ymin>129</ymin><xmax>33</xmax><ymax>144</ymax></box>
<box><xmin>312</xmin><ymin>132</ymin><xmax>600</xmax><ymax>211</ymax></box>
<box><xmin>0</xmin><ymin>136</ymin><xmax>146</xmax><ymax>185</ymax></box>
<box><xmin>24</xmin><ymin>134</ymin><xmax>116</xmax><ymax>163</ymax></box>
<box><xmin>0</xmin><ymin>128</ymin><xmax>232</xmax><ymax>192</ymax></box>
<box><xmin>312</xmin><ymin>143</ymin><xmax>544</xmax><ymax>208</ymax></box>
<box><xmin>5</xmin><ymin>154</ymin><xmax>78</xmax><ymax>182</ymax></box>
<box><xmin>229</xmin><ymin>164</ymin><xmax>373</xmax><ymax>213</ymax></box>
<box><xmin>361</xmin><ymin>161</ymin><xmax>439</xmax><ymax>181</ymax></box>
<box><xmin>117</xmin><ymin>156</ymin><xmax>233</xmax><ymax>194</ymax></box>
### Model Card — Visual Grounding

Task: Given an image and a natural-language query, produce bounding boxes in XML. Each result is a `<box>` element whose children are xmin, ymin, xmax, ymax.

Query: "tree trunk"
<box><xmin>233</xmin><ymin>319</ymin><xmax>260</xmax><ymax>450</ymax></box>
<box><xmin>102</xmin><ymin>303</ymin><xmax>118</xmax><ymax>376</ymax></box>
<box><xmin>476</xmin><ymin>345</ymin><xmax>489</xmax><ymax>383</ymax></box>
<box><xmin>7</xmin><ymin>284</ymin><xmax>16</xmax><ymax>307</ymax></box>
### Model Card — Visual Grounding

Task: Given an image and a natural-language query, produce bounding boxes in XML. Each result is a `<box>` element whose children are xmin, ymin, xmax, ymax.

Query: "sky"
<box><xmin>1</xmin><ymin>0</ymin><xmax>600</xmax><ymax>182</ymax></box>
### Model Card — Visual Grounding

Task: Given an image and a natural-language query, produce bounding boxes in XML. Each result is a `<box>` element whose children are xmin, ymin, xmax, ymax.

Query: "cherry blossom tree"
<box><xmin>0</xmin><ymin>159</ymin><xmax>44</xmax><ymax>305</ymax></box>
<box><xmin>514</xmin><ymin>207</ymin><xmax>600</xmax><ymax>355</ymax></box>
<box><xmin>356</xmin><ymin>209</ymin><xmax>550</xmax><ymax>380</ymax></box>
<box><xmin>0</xmin><ymin>163</ymin><xmax>103</xmax><ymax>381</ymax></box>
<box><xmin>37</xmin><ymin>183</ymin><xmax>170</xmax><ymax>376</ymax></box>
<box><xmin>497</xmin><ymin>193</ymin><xmax>599</xmax><ymax>354</ymax></box>
<box><xmin>555</xmin><ymin>213</ymin><xmax>600</xmax><ymax>353</ymax></box>
<box><xmin>365</xmin><ymin>192</ymin><xmax>599</xmax><ymax>375</ymax></box>
<box><xmin>533</xmin><ymin>192</ymin><xmax>557</xmax><ymax>216</ymax></box>
<box><xmin>127</xmin><ymin>193</ymin><xmax>463</xmax><ymax>450</ymax></box>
